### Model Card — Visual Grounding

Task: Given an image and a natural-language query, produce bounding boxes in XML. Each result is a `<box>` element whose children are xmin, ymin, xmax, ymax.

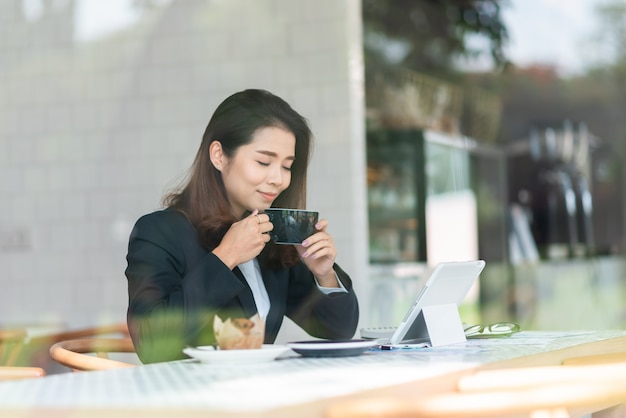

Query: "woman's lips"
<box><xmin>259</xmin><ymin>192</ymin><xmax>277</xmax><ymax>202</ymax></box>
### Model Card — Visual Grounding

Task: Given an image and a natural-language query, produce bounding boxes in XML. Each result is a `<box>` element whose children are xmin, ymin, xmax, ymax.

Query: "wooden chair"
<box><xmin>1</xmin><ymin>328</ymin><xmax>45</xmax><ymax>381</ymax></box>
<box><xmin>49</xmin><ymin>337</ymin><xmax>136</xmax><ymax>372</ymax></box>
<box><xmin>27</xmin><ymin>322</ymin><xmax>130</xmax><ymax>347</ymax></box>
<box><xmin>0</xmin><ymin>366</ymin><xmax>46</xmax><ymax>381</ymax></box>
<box><xmin>3</xmin><ymin>322</ymin><xmax>134</xmax><ymax>374</ymax></box>
<box><xmin>21</xmin><ymin>322</ymin><xmax>132</xmax><ymax>373</ymax></box>
<box><xmin>0</xmin><ymin>328</ymin><xmax>27</xmax><ymax>366</ymax></box>
<box><xmin>325</xmin><ymin>361</ymin><xmax>626</xmax><ymax>418</ymax></box>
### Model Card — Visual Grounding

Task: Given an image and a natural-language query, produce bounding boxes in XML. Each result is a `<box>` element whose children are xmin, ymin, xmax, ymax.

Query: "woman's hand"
<box><xmin>212</xmin><ymin>210</ymin><xmax>272</xmax><ymax>269</ymax></box>
<box><xmin>296</xmin><ymin>219</ymin><xmax>339</xmax><ymax>287</ymax></box>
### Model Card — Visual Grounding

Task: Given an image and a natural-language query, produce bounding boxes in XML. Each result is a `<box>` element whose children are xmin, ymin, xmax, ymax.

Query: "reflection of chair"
<box><xmin>325</xmin><ymin>362</ymin><xmax>626</xmax><ymax>418</ymax></box>
<box><xmin>562</xmin><ymin>351</ymin><xmax>626</xmax><ymax>366</ymax></box>
<box><xmin>3</xmin><ymin>323</ymin><xmax>133</xmax><ymax>374</ymax></box>
<box><xmin>49</xmin><ymin>337</ymin><xmax>136</xmax><ymax>372</ymax></box>
<box><xmin>0</xmin><ymin>328</ymin><xmax>27</xmax><ymax>366</ymax></box>
<box><xmin>0</xmin><ymin>366</ymin><xmax>45</xmax><ymax>381</ymax></box>
<box><xmin>22</xmin><ymin>322</ymin><xmax>131</xmax><ymax>373</ymax></box>
<box><xmin>28</xmin><ymin>322</ymin><xmax>130</xmax><ymax>347</ymax></box>
<box><xmin>1</xmin><ymin>328</ymin><xmax>46</xmax><ymax>381</ymax></box>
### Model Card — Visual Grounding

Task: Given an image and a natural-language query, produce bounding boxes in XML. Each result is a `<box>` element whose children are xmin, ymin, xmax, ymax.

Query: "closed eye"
<box><xmin>257</xmin><ymin>161</ymin><xmax>292</xmax><ymax>171</ymax></box>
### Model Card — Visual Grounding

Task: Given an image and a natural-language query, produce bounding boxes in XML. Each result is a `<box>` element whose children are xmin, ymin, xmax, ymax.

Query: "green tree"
<box><xmin>591</xmin><ymin>1</ymin><xmax>626</xmax><ymax>68</ymax></box>
<box><xmin>362</xmin><ymin>0</ymin><xmax>510</xmax><ymax>78</ymax></box>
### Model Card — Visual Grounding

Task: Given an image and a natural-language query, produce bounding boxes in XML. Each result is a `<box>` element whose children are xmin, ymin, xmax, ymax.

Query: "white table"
<box><xmin>1</xmin><ymin>330</ymin><xmax>625</xmax><ymax>417</ymax></box>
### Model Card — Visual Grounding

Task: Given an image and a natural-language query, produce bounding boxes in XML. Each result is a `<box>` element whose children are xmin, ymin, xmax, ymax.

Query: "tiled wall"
<box><xmin>0</xmin><ymin>0</ymin><xmax>368</xmax><ymax>340</ymax></box>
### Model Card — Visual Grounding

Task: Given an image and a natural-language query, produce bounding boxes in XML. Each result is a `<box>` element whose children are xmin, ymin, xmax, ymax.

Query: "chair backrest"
<box><xmin>325</xmin><ymin>362</ymin><xmax>626</xmax><ymax>418</ymax></box>
<box><xmin>28</xmin><ymin>322</ymin><xmax>130</xmax><ymax>347</ymax></box>
<box><xmin>49</xmin><ymin>337</ymin><xmax>136</xmax><ymax>372</ymax></box>
<box><xmin>0</xmin><ymin>366</ymin><xmax>46</xmax><ymax>381</ymax></box>
<box><xmin>0</xmin><ymin>328</ymin><xmax>27</xmax><ymax>366</ymax></box>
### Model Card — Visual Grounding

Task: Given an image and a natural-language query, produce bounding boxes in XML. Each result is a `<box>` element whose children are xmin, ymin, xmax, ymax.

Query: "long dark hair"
<box><xmin>164</xmin><ymin>89</ymin><xmax>312</xmax><ymax>268</ymax></box>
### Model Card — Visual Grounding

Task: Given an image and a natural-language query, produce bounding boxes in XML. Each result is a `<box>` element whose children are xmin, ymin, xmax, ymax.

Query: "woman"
<box><xmin>125</xmin><ymin>89</ymin><xmax>359</xmax><ymax>363</ymax></box>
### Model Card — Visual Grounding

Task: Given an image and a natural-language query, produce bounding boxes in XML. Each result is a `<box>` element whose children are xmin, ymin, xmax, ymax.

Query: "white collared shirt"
<box><xmin>238</xmin><ymin>259</ymin><xmax>270</xmax><ymax>319</ymax></box>
<box><xmin>237</xmin><ymin>259</ymin><xmax>348</xmax><ymax>320</ymax></box>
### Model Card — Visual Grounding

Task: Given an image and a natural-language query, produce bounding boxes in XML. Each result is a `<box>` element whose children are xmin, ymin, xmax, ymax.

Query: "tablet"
<box><xmin>388</xmin><ymin>260</ymin><xmax>486</xmax><ymax>345</ymax></box>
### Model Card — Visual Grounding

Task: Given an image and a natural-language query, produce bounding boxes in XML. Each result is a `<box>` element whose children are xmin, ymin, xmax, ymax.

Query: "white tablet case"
<box><xmin>388</xmin><ymin>260</ymin><xmax>486</xmax><ymax>346</ymax></box>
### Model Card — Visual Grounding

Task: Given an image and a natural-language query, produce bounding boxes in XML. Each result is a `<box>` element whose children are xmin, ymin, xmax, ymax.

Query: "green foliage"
<box><xmin>591</xmin><ymin>1</ymin><xmax>626</xmax><ymax>67</ymax></box>
<box><xmin>362</xmin><ymin>0</ymin><xmax>510</xmax><ymax>77</ymax></box>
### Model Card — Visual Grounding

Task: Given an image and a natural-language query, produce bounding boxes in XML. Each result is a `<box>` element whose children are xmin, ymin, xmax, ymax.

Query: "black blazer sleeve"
<box><xmin>125</xmin><ymin>209</ymin><xmax>248</xmax><ymax>363</ymax></box>
<box><xmin>284</xmin><ymin>262</ymin><xmax>359</xmax><ymax>340</ymax></box>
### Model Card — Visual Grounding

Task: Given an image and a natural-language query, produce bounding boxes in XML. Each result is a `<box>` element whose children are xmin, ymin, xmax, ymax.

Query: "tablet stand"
<box><xmin>404</xmin><ymin>303</ymin><xmax>467</xmax><ymax>347</ymax></box>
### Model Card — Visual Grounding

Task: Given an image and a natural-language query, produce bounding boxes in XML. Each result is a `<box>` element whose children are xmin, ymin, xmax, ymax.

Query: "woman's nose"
<box><xmin>267</xmin><ymin>165</ymin><xmax>284</xmax><ymax>186</ymax></box>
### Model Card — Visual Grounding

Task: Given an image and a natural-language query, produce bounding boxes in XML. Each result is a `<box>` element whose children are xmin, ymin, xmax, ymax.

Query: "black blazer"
<box><xmin>125</xmin><ymin>208</ymin><xmax>359</xmax><ymax>363</ymax></box>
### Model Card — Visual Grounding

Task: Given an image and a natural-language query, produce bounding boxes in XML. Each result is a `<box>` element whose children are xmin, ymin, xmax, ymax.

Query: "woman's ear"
<box><xmin>209</xmin><ymin>140</ymin><xmax>224</xmax><ymax>172</ymax></box>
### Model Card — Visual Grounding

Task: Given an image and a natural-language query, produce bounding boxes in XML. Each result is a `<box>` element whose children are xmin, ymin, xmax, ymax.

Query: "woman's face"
<box><xmin>219</xmin><ymin>126</ymin><xmax>296</xmax><ymax>217</ymax></box>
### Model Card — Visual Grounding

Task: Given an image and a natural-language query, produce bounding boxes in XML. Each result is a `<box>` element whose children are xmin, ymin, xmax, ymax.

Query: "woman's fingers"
<box><xmin>247</xmin><ymin>210</ymin><xmax>272</xmax><ymax>233</ymax></box>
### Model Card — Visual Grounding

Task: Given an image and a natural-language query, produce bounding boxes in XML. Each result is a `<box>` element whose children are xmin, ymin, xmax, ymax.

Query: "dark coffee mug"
<box><xmin>263</xmin><ymin>208</ymin><xmax>319</xmax><ymax>244</ymax></box>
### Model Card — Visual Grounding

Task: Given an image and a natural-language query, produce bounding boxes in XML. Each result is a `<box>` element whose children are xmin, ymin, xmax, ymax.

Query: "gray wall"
<box><xmin>0</xmin><ymin>0</ymin><xmax>369</xmax><ymax>341</ymax></box>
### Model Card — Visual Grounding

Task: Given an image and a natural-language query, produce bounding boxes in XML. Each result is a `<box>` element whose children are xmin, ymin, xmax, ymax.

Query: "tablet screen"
<box><xmin>389</xmin><ymin>260</ymin><xmax>486</xmax><ymax>345</ymax></box>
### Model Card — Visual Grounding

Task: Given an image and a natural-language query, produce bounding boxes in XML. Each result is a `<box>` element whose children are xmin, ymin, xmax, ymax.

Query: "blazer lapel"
<box><xmin>262</xmin><ymin>269</ymin><xmax>288</xmax><ymax>338</ymax></box>
<box><xmin>232</xmin><ymin>267</ymin><xmax>259</xmax><ymax>318</ymax></box>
